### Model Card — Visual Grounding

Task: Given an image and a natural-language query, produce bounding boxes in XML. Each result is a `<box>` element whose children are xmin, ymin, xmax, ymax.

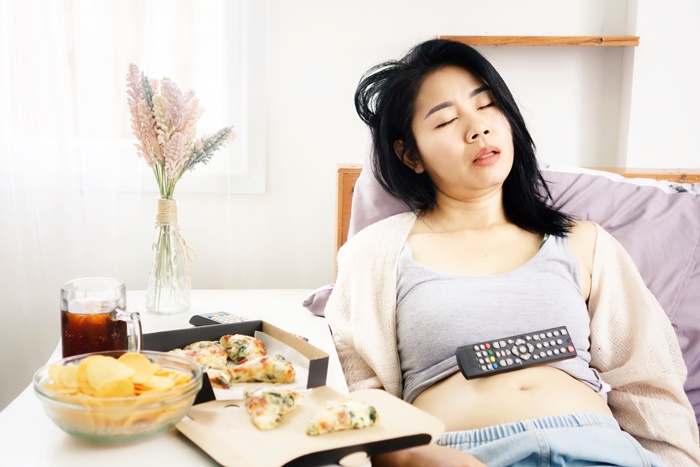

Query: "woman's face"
<box><xmin>406</xmin><ymin>66</ymin><xmax>514</xmax><ymax>202</ymax></box>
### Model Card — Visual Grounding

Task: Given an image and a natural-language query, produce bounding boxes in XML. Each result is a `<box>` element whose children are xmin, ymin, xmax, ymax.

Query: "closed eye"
<box><xmin>478</xmin><ymin>102</ymin><xmax>495</xmax><ymax>110</ymax></box>
<box><xmin>436</xmin><ymin>118</ymin><xmax>457</xmax><ymax>129</ymax></box>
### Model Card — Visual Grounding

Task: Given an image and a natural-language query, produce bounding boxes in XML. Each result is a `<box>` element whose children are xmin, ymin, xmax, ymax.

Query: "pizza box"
<box><xmin>142</xmin><ymin>320</ymin><xmax>330</xmax><ymax>404</ymax></box>
<box><xmin>175</xmin><ymin>385</ymin><xmax>445</xmax><ymax>467</ymax></box>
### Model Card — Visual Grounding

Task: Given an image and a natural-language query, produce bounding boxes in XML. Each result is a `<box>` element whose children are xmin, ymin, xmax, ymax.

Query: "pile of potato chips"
<box><xmin>41</xmin><ymin>352</ymin><xmax>198</xmax><ymax>437</ymax></box>
<box><xmin>47</xmin><ymin>353</ymin><xmax>192</xmax><ymax>398</ymax></box>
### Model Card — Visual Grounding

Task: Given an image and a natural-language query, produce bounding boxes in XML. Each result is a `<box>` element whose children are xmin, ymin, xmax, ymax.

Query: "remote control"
<box><xmin>189</xmin><ymin>311</ymin><xmax>249</xmax><ymax>326</ymax></box>
<box><xmin>455</xmin><ymin>326</ymin><xmax>577</xmax><ymax>379</ymax></box>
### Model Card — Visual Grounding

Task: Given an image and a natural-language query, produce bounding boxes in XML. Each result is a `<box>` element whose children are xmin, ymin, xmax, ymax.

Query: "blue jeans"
<box><xmin>436</xmin><ymin>412</ymin><xmax>665</xmax><ymax>467</ymax></box>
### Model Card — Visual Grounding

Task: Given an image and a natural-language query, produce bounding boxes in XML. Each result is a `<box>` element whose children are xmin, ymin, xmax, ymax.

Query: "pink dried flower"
<box><xmin>161</xmin><ymin>79</ymin><xmax>195</xmax><ymax>131</ymax></box>
<box><xmin>126</xmin><ymin>64</ymin><xmax>142</xmax><ymax>107</ymax></box>
<box><xmin>164</xmin><ymin>132</ymin><xmax>189</xmax><ymax>179</ymax></box>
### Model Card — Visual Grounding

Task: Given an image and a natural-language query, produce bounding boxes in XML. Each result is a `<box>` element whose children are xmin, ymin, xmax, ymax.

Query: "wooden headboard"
<box><xmin>335</xmin><ymin>164</ymin><xmax>700</xmax><ymax>260</ymax></box>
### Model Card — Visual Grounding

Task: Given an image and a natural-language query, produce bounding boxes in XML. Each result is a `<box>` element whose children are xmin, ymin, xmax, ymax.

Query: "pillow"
<box><xmin>310</xmin><ymin>157</ymin><xmax>700</xmax><ymax>429</ymax></box>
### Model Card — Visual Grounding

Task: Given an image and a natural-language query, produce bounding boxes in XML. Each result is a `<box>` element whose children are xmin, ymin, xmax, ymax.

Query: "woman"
<box><xmin>325</xmin><ymin>39</ymin><xmax>700</xmax><ymax>466</ymax></box>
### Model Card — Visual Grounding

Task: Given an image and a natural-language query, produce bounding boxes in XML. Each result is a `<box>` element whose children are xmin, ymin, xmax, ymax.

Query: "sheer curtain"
<box><xmin>0</xmin><ymin>0</ymin><xmax>253</xmax><ymax>409</ymax></box>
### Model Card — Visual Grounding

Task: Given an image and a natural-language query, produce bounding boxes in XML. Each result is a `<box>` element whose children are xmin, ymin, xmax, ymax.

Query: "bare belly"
<box><xmin>411</xmin><ymin>366</ymin><xmax>612</xmax><ymax>432</ymax></box>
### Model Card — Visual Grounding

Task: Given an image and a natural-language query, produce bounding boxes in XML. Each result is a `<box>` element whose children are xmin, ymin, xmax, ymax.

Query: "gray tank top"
<box><xmin>396</xmin><ymin>234</ymin><xmax>610</xmax><ymax>404</ymax></box>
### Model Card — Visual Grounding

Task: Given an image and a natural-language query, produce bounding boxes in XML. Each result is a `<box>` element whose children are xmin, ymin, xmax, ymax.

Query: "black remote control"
<box><xmin>189</xmin><ymin>311</ymin><xmax>249</xmax><ymax>326</ymax></box>
<box><xmin>455</xmin><ymin>326</ymin><xmax>577</xmax><ymax>379</ymax></box>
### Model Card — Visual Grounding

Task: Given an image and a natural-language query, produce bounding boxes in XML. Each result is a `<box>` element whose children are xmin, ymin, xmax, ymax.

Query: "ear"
<box><xmin>393</xmin><ymin>140</ymin><xmax>424</xmax><ymax>174</ymax></box>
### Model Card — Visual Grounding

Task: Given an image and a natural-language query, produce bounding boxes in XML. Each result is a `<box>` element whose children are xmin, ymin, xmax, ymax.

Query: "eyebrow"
<box><xmin>423</xmin><ymin>85</ymin><xmax>493</xmax><ymax>120</ymax></box>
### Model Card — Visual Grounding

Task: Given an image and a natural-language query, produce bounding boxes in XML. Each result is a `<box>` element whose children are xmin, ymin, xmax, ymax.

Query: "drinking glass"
<box><xmin>60</xmin><ymin>278</ymin><xmax>142</xmax><ymax>358</ymax></box>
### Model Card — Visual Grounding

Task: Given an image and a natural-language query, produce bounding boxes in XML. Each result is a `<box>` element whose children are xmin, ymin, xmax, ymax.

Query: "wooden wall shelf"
<box><xmin>439</xmin><ymin>35</ymin><xmax>639</xmax><ymax>47</ymax></box>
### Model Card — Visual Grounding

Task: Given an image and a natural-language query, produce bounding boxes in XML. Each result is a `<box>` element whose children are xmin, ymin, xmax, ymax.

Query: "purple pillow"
<box><xmin>310</xmin><ymin>159</ymin><xmax>700</xmax><ymax>429</ymax></box>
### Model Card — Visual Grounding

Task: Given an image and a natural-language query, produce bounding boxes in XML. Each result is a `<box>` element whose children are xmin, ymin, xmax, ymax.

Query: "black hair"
<box><xmin>354</xmin><ymin>38</ymin><xmax>571</xmax><ymax>236</ymax></box>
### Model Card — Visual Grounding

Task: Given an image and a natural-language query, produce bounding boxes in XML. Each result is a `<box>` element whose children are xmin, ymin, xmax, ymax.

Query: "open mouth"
<box><xmin>472</xmin><ymin>146</ymin><xmax>501</xmax><ymax>165</ymax></box>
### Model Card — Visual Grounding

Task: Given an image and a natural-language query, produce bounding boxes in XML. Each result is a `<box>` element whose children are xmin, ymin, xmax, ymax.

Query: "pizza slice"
<box><xmin>306</xmin><ymin>398</ymin><xmax>379</xmax><ymax>436</ymax></box>
<box><xmin>243</xmin><ymin>388</ymin><xmax>302</xmax><ymax>430</ymax></box>
<box><xmin>228</xmin><ymin>354</ymin><xmax>296</xmax><ymax>384</ymax></box>
<box><xmin>219</xmin><ymin>334</ymin><xmax>266</xmax><ymax>364</ymax></box>
<box><xmin>169</xmin><ymin>341</ymin><xmax>231</xmax><ymax>388</ymax></box>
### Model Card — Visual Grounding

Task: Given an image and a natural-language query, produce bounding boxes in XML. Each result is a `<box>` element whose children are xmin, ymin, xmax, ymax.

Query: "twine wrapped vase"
<box><xmin>145</xmin><ymin>198</ymin><xmax>192</xmax><ymax>314</ymax></box>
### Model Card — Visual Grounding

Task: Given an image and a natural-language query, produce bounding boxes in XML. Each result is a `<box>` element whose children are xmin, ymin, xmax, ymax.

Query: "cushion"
<box><xmin>309</xmin><ymin>157</ymin><xmax>700</xmax><ymax>430</ymax></box>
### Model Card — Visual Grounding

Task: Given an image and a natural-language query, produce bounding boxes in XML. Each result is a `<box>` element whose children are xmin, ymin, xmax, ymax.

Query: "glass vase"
<box><xmin>145</xmin><ymin>199</ymin><xmax>191</xmax><ymax>314</ymax></box>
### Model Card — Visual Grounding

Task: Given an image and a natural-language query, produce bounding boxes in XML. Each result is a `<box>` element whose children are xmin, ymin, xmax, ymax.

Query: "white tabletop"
<box><xmin>0</xmin><ymin>289</ymin><xmax>349</xmax><ymax>467</ymax></box>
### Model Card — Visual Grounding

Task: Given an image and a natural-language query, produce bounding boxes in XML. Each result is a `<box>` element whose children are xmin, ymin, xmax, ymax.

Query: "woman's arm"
<box><xmin>589</xmin><ymin>225</ymin><xmax>700</xmax><ymax>465</ymax></box>
<box><xmin>372</xmin><ymin>444</ymin><xmax>486</xmax><ymax>467</ymax></box>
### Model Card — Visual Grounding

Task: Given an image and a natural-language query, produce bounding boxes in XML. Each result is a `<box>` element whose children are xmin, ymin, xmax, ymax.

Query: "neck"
<box><xmin>422</xmin><ymin>190</ymin><xmax>507</xmax><ymax>232</ymax></box>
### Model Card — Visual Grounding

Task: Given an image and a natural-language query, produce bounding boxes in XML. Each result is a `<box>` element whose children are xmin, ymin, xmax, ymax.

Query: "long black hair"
<box><xmin>354</xmin><ymin>39</ymin><xmax>571</xmax><ymax>236</ymax></box>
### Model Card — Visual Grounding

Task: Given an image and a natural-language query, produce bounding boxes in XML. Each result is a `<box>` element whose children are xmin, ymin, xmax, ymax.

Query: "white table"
<box><xmin>0</xmin><ymin>289</ymin><xmax>349</xmax><ymax>467</ymax></box>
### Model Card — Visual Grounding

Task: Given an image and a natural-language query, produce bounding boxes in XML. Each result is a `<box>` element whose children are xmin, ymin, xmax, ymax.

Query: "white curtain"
<box><xmin>0</xmin><ymin>0</ymin><xmax>241</xmax><ymax>409</ymax></box>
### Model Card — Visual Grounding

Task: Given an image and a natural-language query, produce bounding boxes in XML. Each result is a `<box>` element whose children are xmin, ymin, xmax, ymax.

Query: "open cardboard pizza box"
<box><xmin>176</xmin><ymin>385</ymin><xmax>445</xmax><ymax>467</ymax></box>
<box><xmin>142</xmin><ymin>320</ymin><xmax>330</xmax><ymax>403</ymax></box>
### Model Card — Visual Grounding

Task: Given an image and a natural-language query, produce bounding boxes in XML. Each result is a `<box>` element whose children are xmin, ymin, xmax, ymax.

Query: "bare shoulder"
<box><xmin>567</xmin><ymin>220</ymin><xmax>598</xmax><ymax>276</ymax></box>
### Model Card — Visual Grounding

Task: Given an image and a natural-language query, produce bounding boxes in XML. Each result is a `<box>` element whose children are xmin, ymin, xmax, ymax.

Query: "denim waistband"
<box><xmin>439</xmin><ymin>412</ymin><xmax>619</xmax><ymax>445</ymax></box>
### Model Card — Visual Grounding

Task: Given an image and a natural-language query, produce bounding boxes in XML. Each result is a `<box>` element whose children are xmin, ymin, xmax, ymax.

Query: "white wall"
<box><xmin>2</xmin><ymin>0</ymin><xmax>698</xmax><ymax>410</ymax></box>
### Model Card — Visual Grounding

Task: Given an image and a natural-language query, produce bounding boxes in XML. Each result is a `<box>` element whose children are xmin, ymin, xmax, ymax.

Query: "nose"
<box><xmin>467</xmin><ymin>122</ymin><xmax>490</xmax><ymax>143</ymax></box>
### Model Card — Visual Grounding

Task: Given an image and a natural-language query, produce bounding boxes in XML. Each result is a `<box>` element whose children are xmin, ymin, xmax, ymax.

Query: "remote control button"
<box><xmin>546</xmin><ymin>332</ymin><xmax>553</xmax><ymax>337</ymax></box>
<box><xmin>507</xmin><ymin>339</ymin><xmax>514</xmax><ymax>345</ymax></box>
<box><xmin>474</xmin><ymin>345</ymin><xmax>479</xmax><ymax>351</ymax></box>
<box><xmin>536</xmin><ymin>343</ymin><xmax>542</xmax><ymax>349</ymax></box>
<box><xmin>515</xmin><ymin>339</ymin><xmax>525</xmax><ymax>346</ymax></box>
<box><xmin>521</xmin><ymin>353</ymin><xmax>531</xmax><ymax>360</ymax></box>
<box><xmin>539</xmin><ymin>333</ymin><xmax>546</xmax><ymax>339</ymax></box>
<box><xmin>499</xmin><ymin>359</ymin><xmax>506</xmax><ymax>366</ymax></box>
<box><xmin>490</xmin><ymin>356</ymin><xmax>495</xmax><ymax>363</ymax></box>
<box><xmin>518</xmin><ymin>345</ymin><xmax>527</xmax><ymax>353</ymax></box>
<box><xmin>487</xmin><ymin>350</ymin><xmax>493</xmax><ymax>356</ymax></box>
<box><xmin>511</xmin><ymin>346</ymin><xmax>520</xmax><ymax>355</ymax></box>
<box><xmin>478</xmin><ymin>358</ymin><xmax>484</xmax><ymax>364</ymax></box>
<box><xmin>553</xmin><ymin>331</ymin><xmax>560</xmax><ymax>336</ymax></box>
<box><xmin>533</xmin><ymin>354</ymin><xmax>539</xmax><ymax>359</ymax></box>
<box><xmin>499</xmin><ymin>340</ymin><xmax>506</xmax><ymax>347</ymax></box>
<box><xmin>561</xmin><ymin>329</ymin><xmax>568</xmax><ymax>335</ymax></box>
<box><xmin>492</xmin><ymin>363</ymin><xmax>499</xmax><ymax>369</ymax></box>
<box><xmin>557</xmin><ymin>339</ymin><xmax>563</xmax><ymax>345</ymax></box>
<box><xmin>481</xmin><ymin>365</ymin><xmax>488</xmax><ymax>371</ymax></box>
<box><xmin>493</xmin><ymin>341</ymin><xmax>500</xmax><ymax>349</ymax></box>
<box><xmin>553</xmin><ymin>349</ymin><xmax>560</xmax><ymax>355</ymax></box>
<box><xmin>540</xmin><ymin>351</ymin><xmax>546</xmax><ymax>358</ymax></box>
<box><xmin>506</xmin><ymin>358</ymin><xmax>513</xmax><ymax>365</ymax></box>
<box><xmin>567</xmin><ymin>345</ymin><xmax>574</xmax><ymax>353</ymax></box>
<box><xmin>546</xmin><ymin>350</ymin><xmax>553</xmax><ymax>356</ymax></box>
<box><xmin>526</xmin><ymin>343</ymin><xmax>535</xmax><ymax>353</ymax></box>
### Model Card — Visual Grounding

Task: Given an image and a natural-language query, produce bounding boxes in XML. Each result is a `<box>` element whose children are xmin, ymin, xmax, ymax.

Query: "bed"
<box><xmin>317</xmin><ymin>162</ymin><xmax>700</xmax><ymax>435</ymax></box>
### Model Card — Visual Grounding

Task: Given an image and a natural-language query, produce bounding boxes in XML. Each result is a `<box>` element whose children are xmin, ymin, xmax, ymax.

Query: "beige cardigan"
<box><xmin>325</xmin><ymin>212</ymin><xmax>700</xmax><ymax>465</ymax></box>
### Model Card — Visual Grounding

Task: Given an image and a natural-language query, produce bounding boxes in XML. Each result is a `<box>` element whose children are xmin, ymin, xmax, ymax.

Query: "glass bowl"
<box><xmin>33</xmin><ymin>350</ymin><xmax>202</xmax><ymax>444</ymax></box>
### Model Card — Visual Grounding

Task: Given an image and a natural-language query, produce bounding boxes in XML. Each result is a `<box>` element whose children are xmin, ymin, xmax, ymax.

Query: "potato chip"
<box><xmin>142</xmin><ymin>375</ymin><xmax>175</xmax><ymax>391</ymax></box>
<box><xmin>49</xmin><ymin>365</ymin><xmax>63</xmax><ymax>385</ymax></box>
<box><xmin>76</xmin><ymin>359</ymin><xmax>95</xmax><ymax>396</ymax></box>
<box><xmin>58</xmin><ymin>365</ymin><xmax>79</xmax><ymax>389</ymax></box>
<box><xmin>94</xmin><ymin>378</ymin><xmax>135</xmax><ymax>398</ymax></box>
<box><xmin>85</xmin><ymin>355</ymin><xmax>135</xmax><ymax>390</ymax></box>
<box><xmin>118</xmin><ymin>353</ymin><xmax>155</xmax><ymax>384</ymax></box>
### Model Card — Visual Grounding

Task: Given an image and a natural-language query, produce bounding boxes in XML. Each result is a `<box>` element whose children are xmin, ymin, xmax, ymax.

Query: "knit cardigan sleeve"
<box><xmin>589</xmin><ymin>225</ymin><xmax>700</xmax><ymax>465</ymax></box>
<box><xmin>324</xmin><ymin>213</ymin><xmax>415</xmax><ymax>398</ymax></box>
